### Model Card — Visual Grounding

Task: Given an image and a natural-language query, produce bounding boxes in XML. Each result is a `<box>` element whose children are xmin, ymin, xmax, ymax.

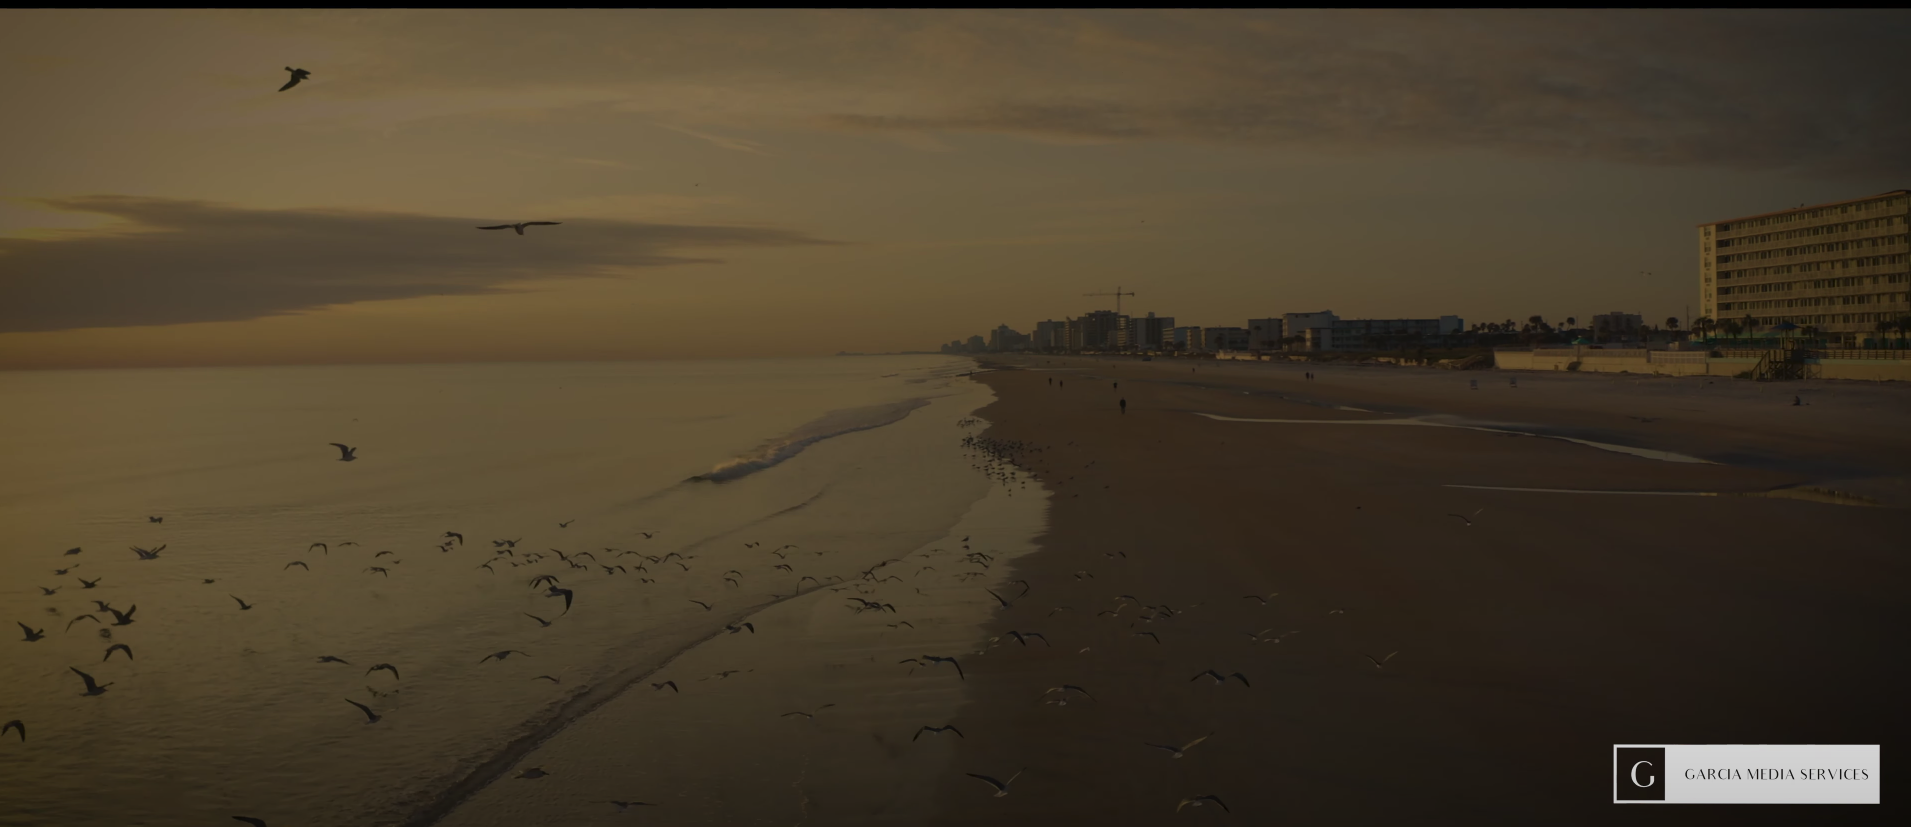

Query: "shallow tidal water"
<box><xmin>0</xmin><ymin>356</ymin><xmax>1032</xmax><ymax>827</ymax></box>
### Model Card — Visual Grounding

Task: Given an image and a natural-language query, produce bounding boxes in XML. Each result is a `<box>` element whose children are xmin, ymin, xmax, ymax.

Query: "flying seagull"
<box><xmin>480</xmin><ymin>650</ymin><xmax>529</xmax><ymax>663</ymax></box>
<box><xmin>2</xmin><ymin>720</ymin><xmax>22</xmax><ymax>742</ymax></box>
<box><xmin>1005</xmin><ymin>631</ymin><xmax>1049</xmax><ymax>647</ymax></box>
<box><xmin>725</xmin><ymin>622</ymin><xmax>754</xmax><ymax>634</ymax></box>
<box><xmin>1362</xmin><ymin>651</ymin><xmax>1400</xmax><ymax>670</ymax></box>
<box><xmin>279</xmin><ymin>67</ymin><xmax>310</xmax><ymax>91</ymax></box>
<box><xmin>444</xmin><ymin>531</ymin><xmax>463</xmax><ymax>545</ymax></box>
<box><xmin>608</xmin><ymin>801</ymin><xmax>659</xmax><ymax>812</ymax></box>
<box><xmin>65</xmin><ymin>547</ymin><xmax>82</xmax><ymax>556</ymax></box>
<box><xmin>651</xmin><ymin>680</ymin><xmax>678</xmax><ymax>693</ymax></box>
<box><xmin>1191</xmin><ymin>669</ymin><xmax>1251</xmax><ymax>688</ymax></box>
<box><xmin>230</xmin><ymin>595</ymin><xmax>254</xmax><ymax>611</ymax></box>
<box><xmin>103</xmin><ymin>643</ymin><xmax>133</xmax><ymax>662</ymax></box>
<box><xmin>922</xmin><ymin>655</ymin><xmax>964</xmax><ymax>680</ymax></box>
<box><xmin>232</xmin><ymin>818</ymin><xmax>269</xmax><ymax>827</ymax></box>
<box><xmin>329</xmin><ymin>443</ymin><xmax>357</xmax><ymax>462</ymax></box>
<box><xmin>478</xmin><ymin>222</ymin><xmax>561</xmax><ymax>235</ymax></box>
<box><xmin>367</xmin><ymin>663</ymin><xmax>400</xmax><ymax>680</ymax></box>
<box><xmin>531</xmin><ymin>675</ymin><xmax>560</xmax><ymax>683</ymax></box>
<box><xmin>285</xmin><ymin>561</ymin><xmax>309</xmax><ymax>571</ymax></box>
<box><xmin>966</xmin><ymin>769</ymin><xmax>1025</xmax><ymax>798</ymax></box>
<box><xmin>106</xmin><ymin>606</ymin><xmax>137</xmax><ymax>626</ymax></box>
<box><xmin>1177</xmin><ymin>795</ymin><xmax>1230</xmax><ymax>813</ymax></box>
<box><xmin>131</xmin><ymin>545</ymin><xmax>164</xmax><ymax>560</ymax></box>
<box><xmin>148</xmin><ymin>516</ymin><xmax>163</xmax><ymax>523</ymax></box>
<box><xmin>1145</xmin><ymin>732</ymin><xmax>1212</xmax><ymax>759</ymax></box>
<box><xmin>546</xmin><ymin>586</ymin><xmax>574</xmax><ymax>613</ymax></box>
<box><xmin>780</xmin><ymin>703</ymin><xmax>836</xmax><ymax>720</ymax></box>
<box><xmin>66</xmin><ymin>615</ymin><xmax>100</xmax><ymax>632</ymax></box>
<box><xmin>316</xmin><ymin>655</ymin><xmax>351</xmax><ymax>665</ymax></box>
<box><xmin>71</xmin><ymin>667</ymin><xmax>112</xmax><ymax>696</ymax></box>
<box><xmin>18</xmin><ymin>623</ymin><xmax>45</xmax><ymax>642</ymax></box>
<box><xmin>914</xmin><ymin>724</ymin><xmax>963</xmax><ymax>741</ymax></box>
<box><xmin>524</xmin><ymin>613</ymin><xmax>553</xmax><ymax>627</ymax></box>
<box><xmin>689</xmin><ymin>600</ymin><xmax>712</xmax><ymax>611</ymax></box>
<box><xmin>558</xmin><ymin>520</ymin><xmax>574</xmax><ymax>528</ymax></box>
<box><xmin>517</xmin><ymin>767</ymin><xmax>548</xmax><ymax>779</ymax></box>
<box><xmin>345</xmin><ymin>698</ymin><xmax>381</xmax><ymax>724</ymax></box>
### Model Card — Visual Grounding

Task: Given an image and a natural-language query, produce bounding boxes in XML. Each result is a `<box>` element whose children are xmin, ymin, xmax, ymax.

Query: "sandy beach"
<box><xmin>906</xmin><ymin>356</ymin><xmax>1906</xmax><ymax>824</ymax></box>
<box><xmin>413</xmin><ymin>357</ymin><xmax>1906</xmax><ymax>825</ymax></box>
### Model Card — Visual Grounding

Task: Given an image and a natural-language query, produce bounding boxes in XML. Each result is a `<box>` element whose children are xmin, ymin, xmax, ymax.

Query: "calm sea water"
<box><xmin>0</xmin><ymin>356</ymin><xmax>1000</xmax><ymax>827</ymax></box>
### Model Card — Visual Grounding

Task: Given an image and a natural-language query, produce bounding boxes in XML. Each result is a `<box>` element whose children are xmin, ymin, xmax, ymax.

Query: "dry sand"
<box><xmin>910</xmin><ymin>356</ymin><xmax>1905</xmax><ymax>824</ymax></box>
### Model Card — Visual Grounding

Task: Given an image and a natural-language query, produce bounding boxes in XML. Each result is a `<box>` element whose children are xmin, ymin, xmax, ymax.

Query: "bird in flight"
<box><xmin>1191</xmin><ymin>669</ymin><xmax>1251</xmax><ymax>688</ymax></box>
<box><xmin>725</xmin><ymin>622</ymin><xmax>754</xmax><ymax>634</ymax></box>
<box><xmin>17</xmin><ymin>623</ymin><xmax>45</xmax><ymax>642</ymax></box>
<box><xmin>558</xmin><ymin>520</ymin><xmax>574</xmax><ymax>528</ymax></box>
<box><xmin>285</xmin><ymin>561</ymin><xmax>309</xmax><ymax>571</ymax></box>
<box><xmin>524</xmin><ymin>613</ymin><xmax>553</xmax><ymax>627</ymax></box>
<box><xmin>517</xmin><ymin>767</ymin><xmax>549</xmax><ymax>779</ymax></box>
<box><xmin>148</xmin><ymin>516</ymin><xmax>163</xmax><ymax>523</ymax></box>
<box><xmin>1362</xmin><ymin>651</ymin><xmax>1400</xmax><ymax>670</ymax></box>
<box><xmin>921</xmin><ymin>655</ymin><xmax>964</xmax><ymax>680</ymax></box>
<box><xmin>71</xmin><ymin>667</ymin><xmax>112</xmax><ymax>696</ymax></box>
<box><xmin>1246</xmin><ymin>629</ymin><xmax>1297</xmax><ymax>644</ymax></box>
<box><xmin>689</xmin><ymin>600</ymin><xmax>712</xmax><ymax>611</ymax></box>
<box><xmin>279</xmin><ymin>67</ymin><xmax>310</xmax><ymax>91</ymax></box>
<box><xmin>105</xmin><ymin>606</ymin><xmax>137</xmax><ymax>626</ymax></box>
<box><xmin>66</xmin><ymin>615</ymin><xmax>100</xmax><ymax>632</ymax></box>
<box><xmin>546</xmin><ymin>586</ymin><xmax>574</xmax><ymax>613</ymax></box>
<box><xmin>37</xmin><ymin>586</ymin><xmax>58</xmax><ymax>596</ymax></box>
<box><xmin>1133</xmin><ymin>631</ymin><xmax>1161</xmax><ymax>644</ymax></box>
<box><xmin>230</xmin><ymin>595</ymin><xmax>254</xmax><ymax>611</ymax></box>
<box><xmin>316</xmin><ymin>655</ymin><xmax>351</xmax><ymax>665</ymax></box>
<box><xmin>531</xmin><ymin>675</ymin><xmax>560</xmax><ymax>684</ymax></box>
<box><xmin>1241</xmin><ymin>592</ymin><xmax>1279</xmax><ymax>605</ymax></box>
<box><xmin>966</xmin><ymin>768</ymin><xmax>1025</xmax><ymax>798</ymax></box>
<box><xmin>1177</xmin><ymin>795</ymin><xmax>1230</xmax><ymax>813</ymax></box>
<box><xmin>329</xmin><ymin>443</ymin><xmax>357</xmax><ymax>462</ymax></box>
<box><xmin>480</xmin><ymin>650</ymin><xmax>530</xmax><ymax>663</ymax></box>
<box><xmin>103</xmin><ymin>643</ymin><xmax>133</xmax><ymax>662</ymax></box>
<box><xmin>1145</xmin><ymin>732</ymin><xmax>1212</xmax><ymax>759</ymax></box>
<box><xmin>65</xmin><ymin>547</ymin><xmax>83</xmax><ymax>556</ymax></box>
<box><xmin>608</xmin><ymin>800</ymin><xmax>658</xmax><ymax>812</ymax></box>
<box><xmin>780</xmin><ymin>703</ymin><xmax>836</xmax><ymax>720</ymax></box>
<box><xmin>364</xmin><ymin>567</ymin><xmax>390</xmax><ymax>577</ymax></box>
<box><xmin>2</xmin><ymin>720</ymin><xmax>22</xmax><ymax>742</ymax></box>
<box><xmin>913</xmin><ymin>724</ymin><xmax>963</xmax><ymax>741</ymax></box>
<box><xmin>232</xmin><ymin>817</ymin><xmax>269</xmax><ymax>827</ymax></box>
<box><xmin>478</xmin><ymin>221</ymin><xmax>562</xmax><ymax>235</ymax></box>
<box><xmin>345</xmin><ymin>698</ymin><xmax>381</xmax><ymax>724</ymax></box>
<box><xmin>367</xmin><ymin>663</ymin><xmax>401</xmax><ymax>681</ymax></box>
<box><xmin>651</xmin><ymin>680</ymin><xmax>678</xmax><ymax>693</ymax></box>
<box><xmin>443</xmin><ymin>531</ymin><xmax>463</xmax><ymax>545</ymax></box>
<box><xmin>1005</xmin><ymin>631</ymin><xmax>1049</xmax><ymax>647</ymax></box>
<box><xmin>131</xmin><ymin>545</ymin><xmax>165</xmax><ymax>560</ymax></box>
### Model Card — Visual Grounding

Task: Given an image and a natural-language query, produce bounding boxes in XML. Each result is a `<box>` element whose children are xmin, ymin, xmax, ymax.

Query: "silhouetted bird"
<box><xmin>279</xmin><ymin>67</ymin><xmax>310</xmax><ymax>91</ymax></box>
<box><xmin>478</xmin><ymin>222</ymin><xmax>561</xmax><ymax>235</ymax></box>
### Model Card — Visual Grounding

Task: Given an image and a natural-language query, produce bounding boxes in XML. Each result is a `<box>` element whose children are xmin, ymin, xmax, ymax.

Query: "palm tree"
<box><xmin>1740</xmin><ymin>313</ymin><xmax>1757</xmax><ymax>339</ymax></box>
<box><xmin>1722</xmin><ymin>319</ymin><xmax>1742</xmax><ymax>338</ymax></box>
<box><xmin>1665</xmin><ymin>316</ymin><xmax>1679</xmax><ymax>330</ymax></box>
<box><xmin>1897</xmin><ymin>316</ymin><xmax>1911</xmax><ymax>346</ymax></box>
<box><xmin>1875</xmin><ymin>319</ymin><xmax>1894</xmax><ymax>348</ymax></box>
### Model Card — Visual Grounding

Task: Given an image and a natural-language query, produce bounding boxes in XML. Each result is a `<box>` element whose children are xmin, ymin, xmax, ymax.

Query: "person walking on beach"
<box><xmin>1112</xmin><ymin>382</ymin><xmax>1118</xmax><ymax>390</ymax></box>
<box><xmin>1048</xmin><ymin>377</ymin><xmax>1052</xmax><ymax>386</ymax></box>
<box><xmin>1119</xmin><ymin>398</ymin><xmax>1127</xmax><ymax>414</ymax></box>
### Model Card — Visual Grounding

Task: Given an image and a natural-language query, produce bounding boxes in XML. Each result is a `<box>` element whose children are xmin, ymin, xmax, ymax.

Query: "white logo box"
<box><xmin>1615</xmin><ymin>744</ymin><xmax>1880</xmax><ymax>804</ymax></box>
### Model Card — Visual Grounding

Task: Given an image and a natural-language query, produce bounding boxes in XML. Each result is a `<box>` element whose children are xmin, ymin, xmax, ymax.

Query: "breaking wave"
<box><xmin>691</xmin><ymin>398</ymin><xmax>931</xmax><ymax>482</ymax></box>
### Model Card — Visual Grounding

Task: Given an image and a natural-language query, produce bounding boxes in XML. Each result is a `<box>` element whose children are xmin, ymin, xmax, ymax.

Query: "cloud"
<box><xmin>0</xmin><ymin>196</ymin><xmax>839</xmax><ymax>333</ymax></box>
<box><xmin>189</xmin><ymin>9</ymin><xmax>1911</xmax><ymax>177</ymax></box>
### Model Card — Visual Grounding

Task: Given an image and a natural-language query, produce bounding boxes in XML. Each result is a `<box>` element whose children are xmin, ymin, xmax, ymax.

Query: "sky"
<box><xmin>2</xmin><ymin>9</ymin><xmax>1908</xmax><ymax>368</ymax></box>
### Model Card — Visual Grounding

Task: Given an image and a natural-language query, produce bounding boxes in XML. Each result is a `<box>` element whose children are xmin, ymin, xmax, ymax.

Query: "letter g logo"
<box><xmin>1631</xmin><ymin>761</ymin><xmax>1655</xmax><ymax>788</ymax></box>
<box><xmin>1616</xmin><ymin>747</ymin><xmax>1667</xmax><ymax>801</ymax></box>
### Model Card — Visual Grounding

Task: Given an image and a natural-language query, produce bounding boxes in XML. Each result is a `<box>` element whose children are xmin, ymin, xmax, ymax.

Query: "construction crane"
<box><xmin>1084</xmin><ymin>286</ymin><xmax>1136</xmax><ymax>315</ymax></box>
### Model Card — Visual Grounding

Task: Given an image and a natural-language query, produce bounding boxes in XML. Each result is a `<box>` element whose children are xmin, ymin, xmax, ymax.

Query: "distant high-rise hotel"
<box><xmin>1700</xmin><ymin>191</ymin><xmax>1910</xmax><ymax>346</ymax></box>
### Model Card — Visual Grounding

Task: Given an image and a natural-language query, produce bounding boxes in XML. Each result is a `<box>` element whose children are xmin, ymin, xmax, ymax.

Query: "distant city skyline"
<box><xmin>4</xmin><ymin>10</ymin><xmax>1908</xmax><ymax>368</ymax></box>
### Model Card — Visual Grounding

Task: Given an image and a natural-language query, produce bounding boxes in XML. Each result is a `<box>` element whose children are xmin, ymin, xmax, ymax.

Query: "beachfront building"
<box><xmin>1329</xmin><ymin>316</ymin><xmax>1464</xmax><ymax>349</ymax></box>
<box><xmin>1203</xmin><ymin>327</ymin><xmax>1251</xmax><ymax>352</ymax></box>
<box><xmin>1070</xmin><ymin>310</ymin><xmax>1126</xmax><ymax>351</ymax></box>
<box><xmin>1281</xmin><ymin>311</ymin><xmax>1339</xmax><ymax>344</ymax></box>
<box><xmin>1167</xmin><ymin>326</ymin><xmax>1202</xmax><ymax>352</ymax></box>
<box><xmin>988</xmin><ymin>324</ymin><xmax>1031</xmax><ymax>352</ymax></box>
<box><xmin>1032</xmin><ymin>320</ymin><xmax>1066</xmax><ymax>351</ymax></box>
<box><xmin>1125</xmin><ymin>312</ymin><xmax>1173</xmax><ymax>351</ymax></box>
<box><xmin>1589</xmin><ymin>312</ymin><xmax>1644</xmax><ymax>344</ymax></box>
<box><xmin>1247</xmin><ymin>318</ymin><xmax>1283</xmax><ymax>350</ymax></box>
<box><xmin>1700</xmin><ymin>190</ymin><xmax>1911</xmax><ymax>347</ymax></box>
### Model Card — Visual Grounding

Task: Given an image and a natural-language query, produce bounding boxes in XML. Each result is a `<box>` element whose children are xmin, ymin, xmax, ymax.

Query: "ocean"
<box><xmin>0</xmin><ymin>355</ymin><xmax>1022</xmax><ymax>826</ymax></box>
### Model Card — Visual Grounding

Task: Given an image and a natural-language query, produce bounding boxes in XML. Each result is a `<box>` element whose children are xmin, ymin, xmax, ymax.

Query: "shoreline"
<box><xmin>909</xmin><ymin>356</ymin><xmax>1904</xmax><ymax>824</ymax></box>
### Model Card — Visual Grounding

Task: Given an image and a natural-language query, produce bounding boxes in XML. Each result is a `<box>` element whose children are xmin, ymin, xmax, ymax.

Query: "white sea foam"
<box><xmin>694</xmin><ymin>398</ymin><xmax>932</xmax><ymax>482</ymax></box>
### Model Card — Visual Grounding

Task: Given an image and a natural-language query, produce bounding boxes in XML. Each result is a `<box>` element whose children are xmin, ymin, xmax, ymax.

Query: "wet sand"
<box><xmin>446</xmin><ymin>358</ymin><xmax>1906</xmax><ymax>825</ymax></box>
<box><xmin>913</xmin><ymin>356</ymin><xmax>1905</xmax><ymax>824</ymax></box>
